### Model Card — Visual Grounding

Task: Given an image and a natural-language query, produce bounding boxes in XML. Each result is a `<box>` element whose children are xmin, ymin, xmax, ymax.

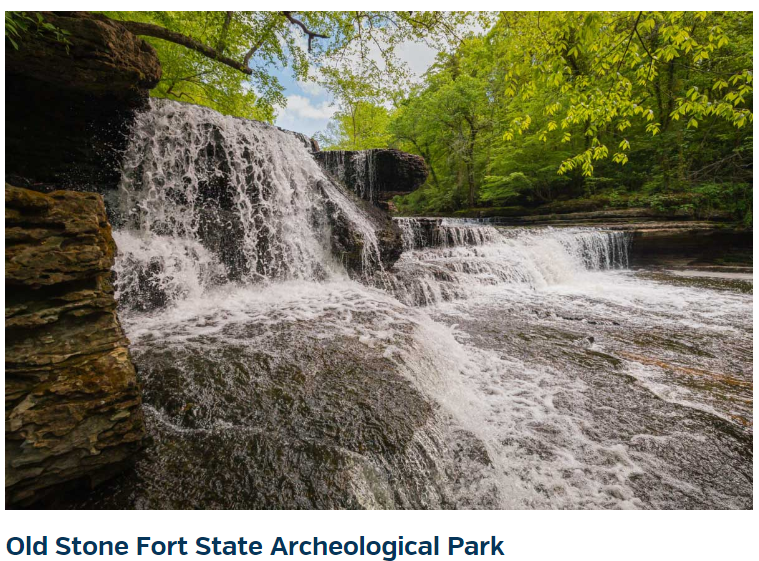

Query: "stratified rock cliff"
<box><xmin>5</xmin><ymin>11</ymin><xmax>161</xmax><ymax>191</ymax></box>
<box><xmin>5</xmin><ymin>184</ymin><xmax>144</xmax><ymax>507</ymax></box>
<box><xmin>314</xmin><ymin>149</ymin><xmax>428</xmax><ymax>210</ymax></box>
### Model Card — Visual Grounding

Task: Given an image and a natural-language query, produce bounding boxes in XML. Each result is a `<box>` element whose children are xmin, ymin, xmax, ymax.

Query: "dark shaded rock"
<box><xmin>5</xmin><ymin>184</ymin><xmax>145</xmax><ymax>507</ymax></box>
<box><xmin>59</xmin><ymin>298</ymin><xmax>493</xmax><ymax>509</ymax></box>
<box><xmin>5</xmin><ymin>11</ymin><xmax>161</xmax><ymax>192</ymax></box>
<box><xmin>317</xmin><ymin>180</ymin><xmax>404</xmax><ymax>275</ymax></box>
<box><xmin>395</xmin><ymin>217</ymin><xmax>443</xmax><ymax>250</ymax></box>
<box><xmin>314</xmin><ymin>149</ymin><xmax>428</xmax><ymax>208</ymax></box>
<box><xmin>628</xmin><ymin>227</ymin><xmax>753</xmax><ymax>268</ymax></box>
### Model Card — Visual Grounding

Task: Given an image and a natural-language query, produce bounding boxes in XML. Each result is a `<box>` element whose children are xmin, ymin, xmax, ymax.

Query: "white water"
<box><xmin>113</xmin><ymin>99</ymin><xmax>382</xmax><ymax>306</ymax></box>
<box><xmin>318</xmin><ymin>149</ymin><xmax>378</xmax><ymax>202</ymax></box>
<box><xmin>389</xmin><ymin>221</ymin><xmax>630</xmax><ymax>306</ymax></box>
<box><xmin>108</xmin><ymin>100</ymin><xmax>752</xmax><ymax>510</ymax></box>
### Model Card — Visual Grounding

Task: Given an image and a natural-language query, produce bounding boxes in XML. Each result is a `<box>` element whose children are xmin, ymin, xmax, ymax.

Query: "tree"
<box><xmin>389</xmin><ymin>11</ymin><xmax>752</xmax><ymax>223</ymax></box>
<box><xmin>99</xmin><ymin>11</ymin><xmax>475</xmax><ymax>121</ymax></box>
<box><xmin>315</xmin><ymin>66</ymin><xmax>390</xmax><ymax>150</ymax></box>
<box><xmin>315</xmin><ymin>101</ymin><xmax>391</xmax><ymax>150</ymax></box>
<box><xmin>493</xmin><ymin>12</ymin><xmax>753</xmax><ymax>179</ymax></box>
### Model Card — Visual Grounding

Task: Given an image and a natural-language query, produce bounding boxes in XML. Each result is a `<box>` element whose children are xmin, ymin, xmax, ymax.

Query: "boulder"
<box><xmin>314</xmin><ymin>149</ymin><xmax>428</xmax><ymax>209</ymax></box>
<box><xmin>5</xmin><ymin>11</ymin><xmax>161</xmax><ymax>191</ymax></box>
<box><xmin>5</xmin><ymin>184</ymin><xmax>145</xmax><ymax>507</ymax></box>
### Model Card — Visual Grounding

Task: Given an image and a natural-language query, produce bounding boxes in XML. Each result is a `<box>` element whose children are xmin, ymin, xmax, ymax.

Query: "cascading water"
<box><xmin>352</xmin><ymin>150</ymin><xmax>377</xmax><ymax>202</ymax></box>
<box><xmin>316</xmin><ymin>149</ymin><xmax>378</xmax><ymax>202</ymax></box>
<box><xmin>397</xmin><ymin>217</ymin><xmax>502</xmax><ymax>250</ymax></box>
<box><xmin>88</xmin><ymin>99</ymin><xmax>751</xmax><ymax>510</ymax></box>
<box><xmin>389</xmin><ymin>219</ymin><xmax>631</xmax><ymax>306</ymax></box>
<box><xmin>112</xmin><ymin>98</ymin><xmax>384</xmax><ymax>308</ymax></box>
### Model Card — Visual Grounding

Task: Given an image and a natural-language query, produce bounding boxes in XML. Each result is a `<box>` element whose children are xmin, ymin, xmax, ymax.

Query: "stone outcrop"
<box><xmin>457</xmin><ymin>207</ymin><xmax>735</xmax><ymax>224</ymax></box>
<box><xmin>5</xmin><ymin>184</ymin><xmax>144</xmax><ymax>507</ymax></box>
<box><xmin>314</xmin><ymin>149</ymin><xmax>428</xmax><ymax>209</ymax></box>
<box><xmin>317</xmin><ymin>181</ymin><xmax>404</xmax><ymax>275</ymax></box>
<box><xmin>5</xmin><ymin>11</ymin><xmax>161</xmax><ymax>191</ymax></box>
<box><xmin>628</xmin><ymin>226</ymin><xmax>752</xmax><ymax>267</ymax></box>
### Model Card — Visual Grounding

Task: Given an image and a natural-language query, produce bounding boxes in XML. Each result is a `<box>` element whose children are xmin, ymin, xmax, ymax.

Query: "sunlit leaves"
<box><xmin>488</xmin><ymin>10</ymin><xmax>752</xmax><ymax>176</ymax></box>
<box><xmin>103</xmin><ymin>10</ymin><xmax>479</xmax><ymax>122</ymax></box>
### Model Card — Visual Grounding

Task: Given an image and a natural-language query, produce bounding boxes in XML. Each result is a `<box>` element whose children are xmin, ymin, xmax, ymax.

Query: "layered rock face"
<box><xmin>5</xmin><ymin>11</ymin><xmax>161</xmax><ymax>191</ymax></box>
<box><xmin>5</xmin><ymin>185</ymin><xmax>144</xmax><ymax>506</ymax></box>
<box><xmin>628</xmin><ymin>227</ymin><xmax>753</xmax><ymax>267</ymax></box>
<box><xmin>314</xmin><ymin>149</ymin><xmax>428</xmax><ymax>210</ymax></box>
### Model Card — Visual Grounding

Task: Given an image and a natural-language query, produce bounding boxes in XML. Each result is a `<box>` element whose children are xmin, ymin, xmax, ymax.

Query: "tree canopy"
<box><xmin>319</xmin><ymin>11</ymin><xmax>751</xmax><ymax>225</ymax></box>
<box><xmin>100</xmin><ymin>11</ymin><xmax>475</xmax><ymax>121</ymax></box>
<box><xmin>8</xmin><ymin>11</ymin><xmax>751</xmax><ymax>224</ymax></box>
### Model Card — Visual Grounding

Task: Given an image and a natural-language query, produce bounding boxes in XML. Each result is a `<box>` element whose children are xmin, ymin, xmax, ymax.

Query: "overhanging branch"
<box><xmin>118</xmin><ymin>19</ymin><xmax>253</xmax><ymax>75</ymax></box>
<box><xmin>116</xmin><ymin>12</ymin><xmax>331</xmax><ymax>76</ymax></box>
<box><xmin>282</xmin><ymin>11</ymin><xmax>329</xmax><ymax>52</ymax></box>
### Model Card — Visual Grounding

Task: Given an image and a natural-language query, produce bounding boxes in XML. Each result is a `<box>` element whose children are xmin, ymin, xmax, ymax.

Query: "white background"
<box><xmin>1</xmin><ymin>1</ymin><xmax>756</xmax><ymax>559</ymax></box>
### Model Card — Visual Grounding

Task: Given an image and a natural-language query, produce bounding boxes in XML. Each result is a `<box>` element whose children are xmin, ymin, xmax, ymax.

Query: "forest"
<box><xmin>6</xmin><ymin>10</ymin><xmax>753</xmax><ymax>225</ymax></box>
<box><xmin>320</xmin><ymin>12</ymin><xmax>754</xmax><ymax>224</ymax></box>
<box><xmin>4</xmin><ymin>10</ymin><xmax>754</xmax><ymax>512</ymax></box>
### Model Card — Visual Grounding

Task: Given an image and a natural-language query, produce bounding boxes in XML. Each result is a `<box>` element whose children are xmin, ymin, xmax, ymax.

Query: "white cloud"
<box><xmin>276</xmin><ymin>94</ymin><xmax>337</xmax><ymax>136</ymax></box>
<box><xmin>297</xmin><ymin>80</ymin><xmax>327</xmax><ymax>97</ymax></box>
<box><xmin>283</xmin><ymin>94</ymin><xmax>336</xmax><ymax>120</ymax></box>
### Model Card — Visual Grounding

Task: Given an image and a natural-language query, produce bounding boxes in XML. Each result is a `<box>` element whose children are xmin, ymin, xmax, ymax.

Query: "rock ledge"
<box><xmin>5</xmin><ymin>184</ymin><xmax>144</xmax><ymax>507</ymax></box>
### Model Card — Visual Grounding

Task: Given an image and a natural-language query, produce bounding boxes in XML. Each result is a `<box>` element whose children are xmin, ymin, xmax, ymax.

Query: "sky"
<box><xmin>272</xmin><ymin>40</ymin><xmax>439</xmax><ymax>138</ymax></box>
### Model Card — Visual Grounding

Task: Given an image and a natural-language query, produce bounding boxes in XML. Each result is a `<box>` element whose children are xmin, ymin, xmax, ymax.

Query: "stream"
<box><xmin>74</xmin><ymin>100</ymin><xmax>752</xmax><ymax>509</ymax></box>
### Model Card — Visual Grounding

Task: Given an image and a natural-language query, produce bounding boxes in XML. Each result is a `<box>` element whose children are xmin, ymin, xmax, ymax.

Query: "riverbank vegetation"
<box><xmin>8</xmin><ymin>11</ymin><xmax>751</xmax><ymax>224</ymax></box>
<box><xmin>322</xmin><ymin>12</ymin><xmax>754</xmax><ymax>226</ymax></box>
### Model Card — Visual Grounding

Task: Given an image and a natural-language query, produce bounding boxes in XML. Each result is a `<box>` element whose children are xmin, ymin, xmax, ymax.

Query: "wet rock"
<box><xmin>314</xmin><ymin>149</ymin><xmax>428</xmax><ymax>209</ymax></box>
<box><xmin>62</xmin><ymin>299</ymin><xmax>493</xmax><ymax>509</ymax></box>
<box><xmin>111</xmin><ymin>102</ymin><xmax>402</xmax><ymax>290</ymax></box>
<box><xmin>5</xmin><ymin>184</ymin><xmax>144</xmax><ymax>507</ymax></box>
<box><xmin>318</xmin><ymin>181</ymin><xmax>403</xmax><ymax>275</ymax></box>
<box><xmin>628</xmin><ymin>228</ymin><xmax>753</xmax><ymax>268</ymax></box>
<box><xmin>5</xmin><ymin>11</ymin><xmax>161</xmax><ymax>191</ymax></box>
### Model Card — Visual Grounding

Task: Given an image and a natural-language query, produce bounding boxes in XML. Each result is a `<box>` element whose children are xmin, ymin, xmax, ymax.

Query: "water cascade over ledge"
<box><xmin>85</xmin><ymin>99</ymin><xmax>752</xmax><ymax>510</ymax></box>
<box><xmin>111</xmin><ymin>99</ymin><xmax>396</xmax><ymax>310</ymax></box>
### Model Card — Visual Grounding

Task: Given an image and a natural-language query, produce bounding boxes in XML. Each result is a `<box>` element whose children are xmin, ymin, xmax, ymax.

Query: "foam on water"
<box><xmin>108</xmin><ymin>101</ymin><xmax>751</xmax><ymax>509</ymax></box>
<box><xmin>389</xmin><ymin>222</ymin><xmax>631</xmax><ymax>306</ymax></box>
<box><xmin>113</xmin><ymin>98</ymin><xmax>383</xmax><ymax>306</ymax></box>
<box><xmin>119</xmin><ymin>276</ymin><xmax>649</xmax><ymax>509</ymax></box>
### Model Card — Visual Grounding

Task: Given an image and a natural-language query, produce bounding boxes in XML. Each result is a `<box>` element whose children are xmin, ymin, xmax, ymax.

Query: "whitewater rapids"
<box><xmin>80</xmin><ymin>99</ymin><xmax>751</xmax><ymax>509</ymax></box>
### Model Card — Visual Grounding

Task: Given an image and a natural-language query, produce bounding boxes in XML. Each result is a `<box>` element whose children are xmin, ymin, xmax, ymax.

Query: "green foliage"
<box><xmin>103</xmin><ymin>11</ymin><xmax>287</xmax><ymax>121</ymax></box>
<box><xmin>479</xmin><ymin>173</ymin><xmax>533</xmax><ymax>206</ymax></box>
<box><xmin>387</xmin><ymin>11</ymin><xmax>752</xmax><ymax>225</ymax></box>
<box><xmin>491</xmin><ymin>12</ymin><xmax>753</xmax><ymax>176</ymax></box>
<box><xmin>691</xmin><ymin>182</ymin><xmax>753</xmax><ymax>225</ymax></box>
<box><xmin>316</xmin><ymin>101</ymin><xmax>391</xmax><ymax>150</ymax></box>
<box><xmin>102</xmin><ymin>11</ymin><xmax>474</xmax><ymax>122</ymax></box>
<box><xmin>6</xmin><ymin>11</ymin><xmax>71</xmax><ymax>51</ymax></box>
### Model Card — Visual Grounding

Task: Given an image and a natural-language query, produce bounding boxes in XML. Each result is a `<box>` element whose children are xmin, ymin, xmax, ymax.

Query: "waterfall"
<box><xmin>100</xmin><ymin>99</ymin><xmax>742</xmax><ymax>511</ymax></box>
<box><xmin>388</xmin><ymin>218</ymin><xmax>631</xmax><ymax>306</ymax></box>
<box><xmin>396</xmin><ymin>218</ymin><xmax>501</xmax><ymax>250</ymax></box>
<box><xmin>112</xmin><ymin>99</ymin><xmax>383</xmax><ymax>308</ymax></box>
<box><xmin>352</xmin><ymin>150</ymin><xmax>377</xmax><ymax>202</ymax></box>
<box><xmin>316</xmin><ymin>149</ymin><xmax>378</xmax><ymax>202</ymax></box>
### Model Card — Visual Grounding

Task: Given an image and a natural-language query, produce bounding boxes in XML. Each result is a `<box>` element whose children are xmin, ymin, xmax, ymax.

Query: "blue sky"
<box><xmin>271</xmin><ymin>40</ymin><xmax>439</xmax><ymax>138</ymax></box>
<box><xmin>271</xmin><ymin>67</ymin><xmax>336</xmax><ymax>137</ymax></box>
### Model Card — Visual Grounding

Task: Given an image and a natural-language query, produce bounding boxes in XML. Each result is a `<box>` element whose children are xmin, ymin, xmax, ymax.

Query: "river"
<box><xmin>73</xmin><ymin>100</ymin><xmax>751</xmax><ymax>509</ymax></box>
